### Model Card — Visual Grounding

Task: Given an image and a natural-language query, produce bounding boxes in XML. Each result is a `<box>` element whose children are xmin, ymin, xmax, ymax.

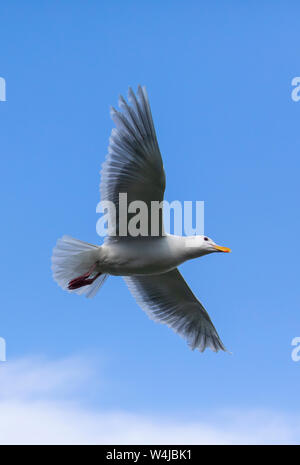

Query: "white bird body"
<box><xmin>98</xmin><ymin>235</ymin><xmax>206</xmax><ymax>276</ymax></box>
<box><xmin>51</xmin><ymin>86</ymin><xmax>231</xmax><ymax>353</ymax></box>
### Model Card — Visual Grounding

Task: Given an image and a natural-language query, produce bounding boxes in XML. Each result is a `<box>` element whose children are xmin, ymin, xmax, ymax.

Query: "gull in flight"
<box><xmin>52</xmin><ymin>86</ymin><xmax>231</xmax><ymax>353</ymax></box>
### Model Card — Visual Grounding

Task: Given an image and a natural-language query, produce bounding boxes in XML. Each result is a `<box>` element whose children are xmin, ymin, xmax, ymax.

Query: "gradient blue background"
<box><xmin>0</xmin><ymin>1</ymin><xmax>299</xmax><ymax>416</ymax></box>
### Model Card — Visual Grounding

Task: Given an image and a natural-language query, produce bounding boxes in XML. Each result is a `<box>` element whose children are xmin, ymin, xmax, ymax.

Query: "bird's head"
<box><xmin>202</xmin><ymin>236</ymin><xmax>231</xmax><ymax>253</ymax></box>
<box><xmin>200</xmin><ymin>235</ymin><xmax>231</xmax><ymax>254</ymax></box>
<box><xmin>185</xmin><ymin>235</ymin><xmax>231</xmax><ymax>256</ymax></box>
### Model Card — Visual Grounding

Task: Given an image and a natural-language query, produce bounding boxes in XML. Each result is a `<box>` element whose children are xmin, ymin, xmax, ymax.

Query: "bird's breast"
<box><xmin>100</xmin><ymin>237</ymin><xmax>185</xmax><ymax>276</ymax></box>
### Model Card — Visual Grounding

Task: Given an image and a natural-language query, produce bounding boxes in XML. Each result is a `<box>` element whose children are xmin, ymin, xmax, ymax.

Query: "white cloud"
<box><xmin>0</xmin><ymin>356</ymin><xmax>298</xmax><ymax>445</ymax></box>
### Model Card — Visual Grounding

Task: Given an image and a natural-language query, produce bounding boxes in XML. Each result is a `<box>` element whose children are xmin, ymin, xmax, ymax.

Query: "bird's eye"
<box><xmin>204</xmin><ymin>237</ymin><xmax>209</xmax><ymax>241</ymax></box>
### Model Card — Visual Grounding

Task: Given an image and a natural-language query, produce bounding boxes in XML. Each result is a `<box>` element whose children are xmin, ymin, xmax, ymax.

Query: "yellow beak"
<box><xmin>214</xmin><ymin>245</ymin><xmax>231</xmax><ymax>253</ymax></box>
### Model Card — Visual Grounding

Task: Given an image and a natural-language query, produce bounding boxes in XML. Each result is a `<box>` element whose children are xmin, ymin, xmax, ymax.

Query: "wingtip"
<box><xmin>118</xmin><ymin>94</ymin><xmax>126</xmax><ymax>108</ymax></box>
<box><xmin>110</xmin><ymin>105</ymin><xmax>118</xmax><ymax>118</ymax></box>
<box><xmin>137</xmin><ymin>84</ymin><xmax>143</xmax><ymax>98</ymax></box>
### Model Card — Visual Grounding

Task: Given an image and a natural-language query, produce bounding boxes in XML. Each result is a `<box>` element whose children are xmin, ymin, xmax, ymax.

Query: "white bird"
<box><xmin>52</xmin><ymin>86</ymin><xmax>231</xmax><ymax>353</ymax></box>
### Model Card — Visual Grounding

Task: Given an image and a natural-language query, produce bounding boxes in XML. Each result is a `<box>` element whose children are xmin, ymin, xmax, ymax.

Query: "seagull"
<box><xmin>52</xmin><ymin>86</ymin><xmax>231</xmax><ymax>353</ymax></box>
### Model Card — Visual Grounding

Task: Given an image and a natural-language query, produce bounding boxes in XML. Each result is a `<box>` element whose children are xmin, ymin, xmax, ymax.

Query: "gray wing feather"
<box><xmin>100</xmin><ymin>86</ymin><xmax>166</xmax><ymax>237</ymax></box>
<box><xmin>124</xmin><ymin>269</ymin><xmax>226</xmax><ymax>353</ymax></box>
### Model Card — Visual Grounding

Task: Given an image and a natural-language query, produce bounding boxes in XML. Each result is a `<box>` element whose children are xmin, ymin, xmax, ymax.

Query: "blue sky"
<box><xmin>0</xmin><ymin>1</ymin><xmax>300</xmax><ymax>443</ymax></box>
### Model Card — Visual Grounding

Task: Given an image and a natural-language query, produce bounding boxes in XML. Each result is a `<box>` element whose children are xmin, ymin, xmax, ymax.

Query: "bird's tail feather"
<box><xmin>51</xmin><ymin>235</ymin><xmax>108</xmax><ymax>298</ymax></box>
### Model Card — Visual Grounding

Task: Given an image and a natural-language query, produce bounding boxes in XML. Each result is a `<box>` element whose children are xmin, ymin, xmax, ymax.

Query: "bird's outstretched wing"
<box><xmin>100</xmin><ymin>86</ymin><xmax>166</xmax><ymax>238</ymax></box>
<box><xmin>124</xmin><ymin>269</ymin><xmax>226</xmax><ymax>352</ymax></box>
